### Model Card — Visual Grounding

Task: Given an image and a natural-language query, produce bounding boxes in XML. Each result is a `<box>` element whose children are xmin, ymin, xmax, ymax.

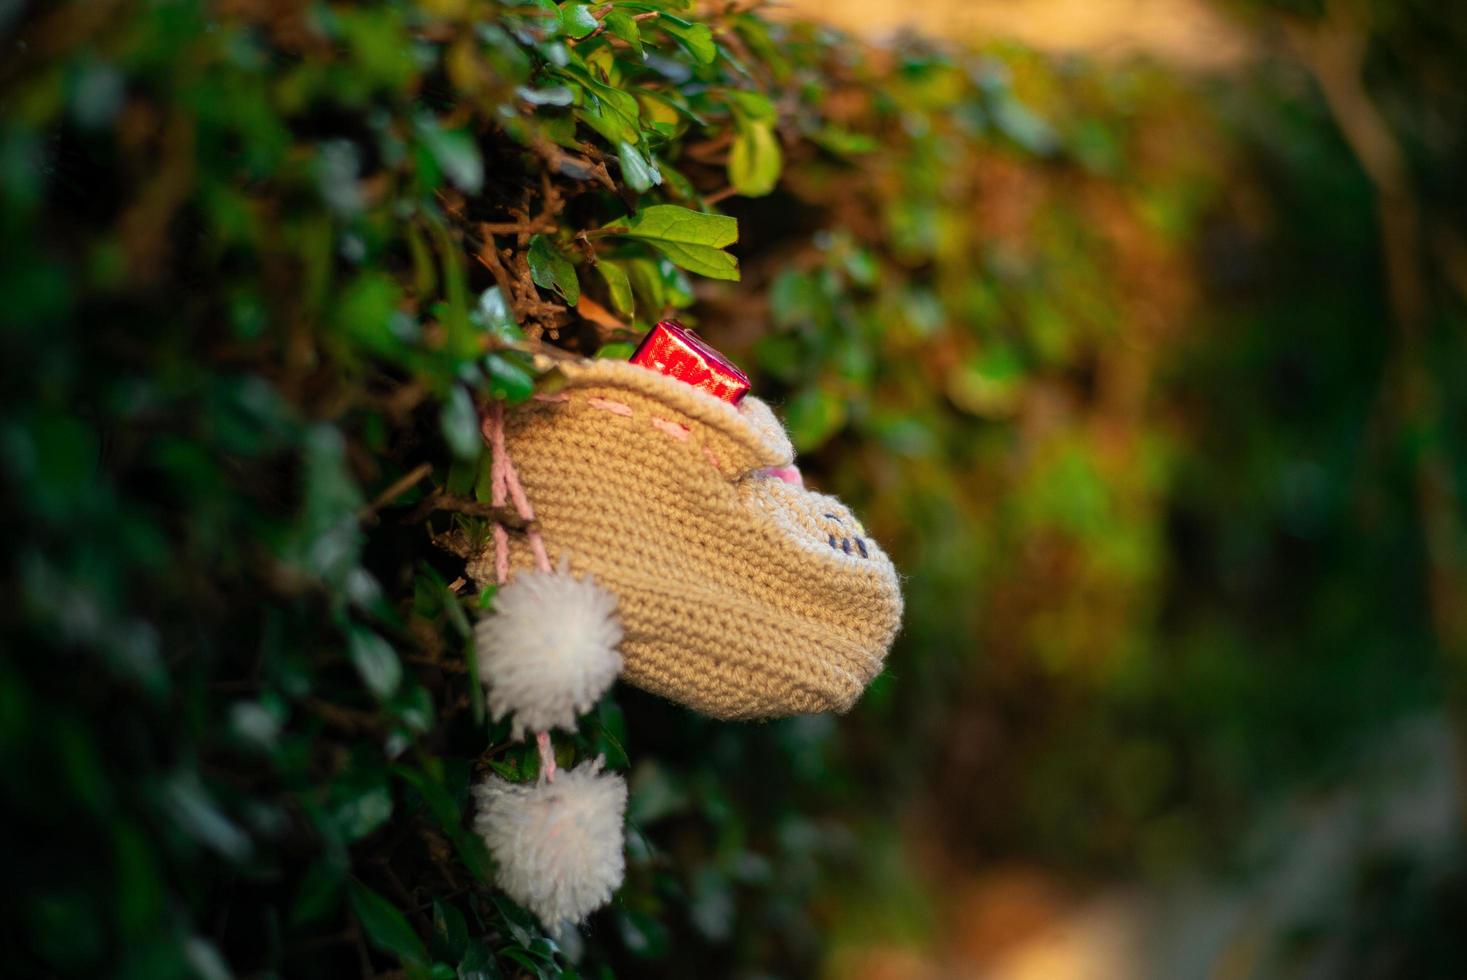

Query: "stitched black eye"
<box><xmin>841</xmin><ymin>538</ymin><xmax>851</xmax><ymax>554</ymax></box>
<box><xmin>855</xmin><ymin>538</ymin><xmax>868</xmax><ymax>558</ymax></box>
<box><xmin>828</xmin><ymin>534</ymin><xmax>838</xmax><ymax>550</ymax></box>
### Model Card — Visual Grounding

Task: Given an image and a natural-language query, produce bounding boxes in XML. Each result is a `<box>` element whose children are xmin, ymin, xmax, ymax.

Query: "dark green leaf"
<box><xmin>330</xmin><ymin>774</ymin><xmax>393</xmax><ymax>842</ymax></box>
<box><xmin>441</xmin><ymin>385</ymin><xmax>481</xmax><ymax>461</ymax></box>
<box><xmin>347</xmin><ymin>625</ymin><xmax>402</xmax><ymax>700</ymax></box>
<box><xmin>432</xmin><ymin>900</ymin><xmax>469</xmax><ymax>960</ymax></box>
<box><xmin>162</xmin><ymin>773</ymin><xmax>252</xmax><ymax>862</ymax></box>
<box><xmin>290</xmin><ymin>859</ymin><xmax>344</xmax><ymax>926</ymax></box>
<box><xmin>349</xmin><ymin>881</ymin><xmax>429</xmax><ymax>968</ymax></box>
<box><xmin>527</xmin><ymin>235</ymin><xmax>580</xmax><ymax>304</ymax></box>
<box><xmin>616</xmin><ymin>908</ymin><xmax>670</xmax><ymax>959</ymax></box>
<box><xmin>416</xmin><ymin>120</ymin><xmax>484</xmax><ymax>194</ymax></box>
<box><xmin>393</xmin><ymin>764</ymin><xmax>460</xmax><ymax>831</ymax></box>
<box><xmin>430</xmin><ymin>217</ymin><xmax>474</xmax><ymax>357</ymax></box>
<box><xmin>499</xmin><ymin>947</ymin><xmax>548</xmax><ymax>979</ymax></box>
<box><xmin>458</xmin><ymin>939</ymin><xmax>497</xmax><ymax>980</ymax></box>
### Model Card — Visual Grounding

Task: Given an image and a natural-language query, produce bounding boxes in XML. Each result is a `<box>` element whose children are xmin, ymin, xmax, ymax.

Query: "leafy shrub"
<box><xmin>1</xmin><ymin>1</ymin><xmax>938</xmax><ymax>974</ymax></box>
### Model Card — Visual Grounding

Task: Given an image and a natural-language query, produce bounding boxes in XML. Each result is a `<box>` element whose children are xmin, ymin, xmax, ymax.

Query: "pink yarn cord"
<box><xmin>485</xmin><ymin>404</ymin><xmax>510</xmax><ymax>586</ymax></box>
<box><xmin>535</xmin><ymin>730</ymin><xmax>557</xmax><ymax>783</ymax></box>
<box><xmin>483</xmin><ymin>400</ymin><xmax>557</xmax><ymax>783</ymax></box>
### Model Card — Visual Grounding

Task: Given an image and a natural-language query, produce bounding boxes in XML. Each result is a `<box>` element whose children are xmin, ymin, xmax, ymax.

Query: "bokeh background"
<box><xmin>2</xmin><ymin>0</ymin><xmax>1465</xmax><ymax>977</ymax></box>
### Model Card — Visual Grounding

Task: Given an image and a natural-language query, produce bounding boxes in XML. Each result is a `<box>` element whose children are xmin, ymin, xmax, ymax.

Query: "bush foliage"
<box><xmin>4</xmin><ymin>0</ymin><xmax>1464</xmax><ymax>977</ymax></box>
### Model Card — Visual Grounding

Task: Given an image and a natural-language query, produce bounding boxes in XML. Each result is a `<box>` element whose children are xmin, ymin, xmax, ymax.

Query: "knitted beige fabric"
<box><xmin>467</xmin><ymin>359</ymin><xmax>903</xmax><ymax>720</ymax></box>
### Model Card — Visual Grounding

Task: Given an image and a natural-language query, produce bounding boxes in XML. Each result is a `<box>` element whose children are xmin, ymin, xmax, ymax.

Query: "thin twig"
<box><xmin>402</xmin><ymin>488</ymin><xmax>533</xmax><ymax>529</ymax></box>
<box><xmin>479</xmin><ymin>220</ymin><xmax>556</xmax><ymax>236</ymax></box>
<box><xmin>703</xmin><ymin>185</ymin><xmax>739</xmax><ymax>206</ymax></box>
<box><xmin>357</xmin><ymin>462</ymin><xmax>433</xmax><ymax>522</ymax></box>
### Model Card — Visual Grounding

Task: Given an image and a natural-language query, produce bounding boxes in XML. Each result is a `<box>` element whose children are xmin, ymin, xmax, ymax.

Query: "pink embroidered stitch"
<box><xmin>587</xmin><ymin>397</ymin><xmax>633</xmax><ymax>416</ymax></box>
<box><xmin>651</xmin><ymin>417</ymin><xmax>690</xmax><ymax>441</ymax></box>
<box><xmin>578</xmin><ymin>393</ymin><xmax>724</xmax><ymax>474</ymax></box>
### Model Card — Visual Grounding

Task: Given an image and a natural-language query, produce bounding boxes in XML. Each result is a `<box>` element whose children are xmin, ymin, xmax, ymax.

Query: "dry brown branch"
<box><xmin>403</xmin><ymin>488</ymin><xmax>533</xmax><ymax>529</ymax></box>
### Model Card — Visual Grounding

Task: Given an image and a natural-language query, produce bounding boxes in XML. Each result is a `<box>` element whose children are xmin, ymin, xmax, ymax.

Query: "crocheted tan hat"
<box><xmin>467</xmin><ymin>359</ymin><xmax>902</xmax><ymax>720</ymax></box>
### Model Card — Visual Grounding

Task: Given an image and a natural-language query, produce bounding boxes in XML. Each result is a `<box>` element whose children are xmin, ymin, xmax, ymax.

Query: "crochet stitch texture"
<box><xmin>468</xmin><ymin>359</ymin><xmax>903</xmax><ymax>720</ymax></box>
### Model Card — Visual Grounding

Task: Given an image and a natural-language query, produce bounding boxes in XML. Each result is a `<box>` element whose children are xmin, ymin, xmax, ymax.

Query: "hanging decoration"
<box><xmin>468</xmin><ymin>323</ymin><xmax>903</xmax><ymax>929</ymax></box>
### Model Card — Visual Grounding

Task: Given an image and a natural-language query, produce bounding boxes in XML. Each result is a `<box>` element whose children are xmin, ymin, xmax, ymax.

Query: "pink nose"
<box><xmin>762</xmin><ymin>465</ymin><xmax>804</xmax><ymax>487</ymax></box>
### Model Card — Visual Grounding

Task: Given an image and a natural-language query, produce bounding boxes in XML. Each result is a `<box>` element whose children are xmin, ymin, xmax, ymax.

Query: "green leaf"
<box><xmin>499</xmin><ymin>947</ymin><xmax>549</xmax><ymax>978</ymax></box>
<box><xmin>624</xmin><ymin>257</ymin><xmax>666</xmax><ymax>315</ymax></box>
<box><xmin>527</xmin><ymin>235</ymin><xmax>580</xmax><ymax>304</ymax></box>
<box><xmin>784</xmin><ymin>386</ymin><xmax>847</xmax><ymax>451</ymax></box>
<box><xmin>604</xmin><ymin>205</ymin><xmax>739</xmax><ymax>281</ymax></box>
<box><xmin>657</xmin><ymin>15</ymin><xmax>716</xmax><ymax>65</ymax></box>
<box><xmin>604</xmin><ymin>10</ymin><xmax>643</xmax><ymax>57</ymax></box>
<box><xmin>656</xmin><ymin>256</ymin><xmax>696</xmax><ymax>307</ymax></box>
<box><xmin>597</xmin><ymin>261</ymin><xmax>635</xmax><ymax>316</ymax></box>
<box><xmin>617</xmin><ymin>907</ymin><xmax>671</xmax><ymax>959</ymax></box>
<box><xmin>558</xmin><ymin>3</ymin><xmax>599</xmax><ymax>39</ymax></box>
<box><xmin>474</xmin><ymin>286</ymin><xmax>523</xmax><ymax>342</ymax></box>
<box><xmin>347</xmin><ymin>625</ymin><xmax>402</xmax><ymax>700</ymax></box>
<box><xmin>464</xmin><ymin>632</ymin><xmax>485</xmax><ymax>726</ymax></box>
<box><xmin>415</xmin><ymin>120</ymin><xmax>483</xmax><ymax>195</ymax></box>
<box><xmin>458</xmin><ymin>940</ymin><xmax>496</xmax><ymax>980</ymax></box>
<box><xmin>515</xmin><ymin>84</ymin><xmax>574</xmax><ymax>106</ymax></box>
<box><xmin>337</xmin><ymin>272</ymin><xmax>405</xmax><ymax>355</ymax></box>
<box><xmin>726</xmin><ymin>89</ymin><xmax>775</xmax><ymax>121</ymax></box>
<box><xmin>446</xmin><ymin>457</ymin><xmax>476</xmax><ymax>497</ymax></box>
<box><xmin>429</xmin><ymin>217</ymin><xmax>474</xmax><ymax>357</ymax></box>
<box><xmin>596</xmin><ymin>341</ymin><xmax>635</xmax><ymax>360</ymax></box>
<box><xmin>990</xmin><ymin>95</ymin><xmax>1059</xmax><ymax>155</ymax></box>
<box><xmin>432</xmin><ymin>900</ymin><xmax>469</xmax><ymax>960</ymax></box>
<box><xmin>611</xmin><ymin>204</ymin><xmax>737</xmax><ymax>248</ymax></box>
<box><xmin>290</xmin><ymin>858</ymin><xmax>344</xmax><ymax>926</ymax></box>
<box><xmin>486</xmin><ymin>352</ymin><xmax>535</xmax><ymax>403</ymax></box>
<box><xmin>329</xmin><ymin>772</ymin><xmax>394</xmax><ymax>842</ymax></box>
<box><xmin>729</xmin><ymin>119</ymin><xmax>781</xmax><ymax>197</ymax></box>
<box><xmin>392</xmin><ymin>765</ymin><xmax>459</xmax><ymax>831</ymax></box>
<box><xmin>406</xmin><ymin>223</ymin><xmax>437</xmax><ymax>298</ymax></box>
<box><xmin>163</xmin><ymin>773</ymin><xmax>252</xmax><ymax>862</ymax></box>
<box><xmin>441</xmin><ymin>385</ymin><xmax>481</xmax><ymax>461</ymax></box>
<box><xmin>561</xmin><ymin>63</ymin><xmax>641</xmax><ymax>144</ymax></box>
<box><xmin>349</xmin><ymin>881</ymin><xmax>429</xmax><ymax>968</ymax></box>
<box><xmin>810</xmin><ymin>125</ymin><xmax>878</xmax><ymax>155</ymax></box>
<box><xmin>617</xmin><ymin>140</ymin><xmax>661</xmax><ymax>194</ymax></box>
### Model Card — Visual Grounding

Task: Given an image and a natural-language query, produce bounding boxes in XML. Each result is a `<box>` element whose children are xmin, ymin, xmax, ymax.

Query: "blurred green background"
<box><xmin>2</xmin><ymin>0</ymin><xmax>1465</xmax><ymax>977</ymax></box>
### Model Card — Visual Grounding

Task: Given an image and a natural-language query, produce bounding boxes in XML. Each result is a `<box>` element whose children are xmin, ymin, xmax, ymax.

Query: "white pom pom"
<box><xmin>475</xmin><ymin>568</ymin><xmax>622</xmax><ymax>736</ymax></box>
<box><xmin>473</xmin><ymin>760</ymin><xmax>627</xmax><ymax>928</ymax></box>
